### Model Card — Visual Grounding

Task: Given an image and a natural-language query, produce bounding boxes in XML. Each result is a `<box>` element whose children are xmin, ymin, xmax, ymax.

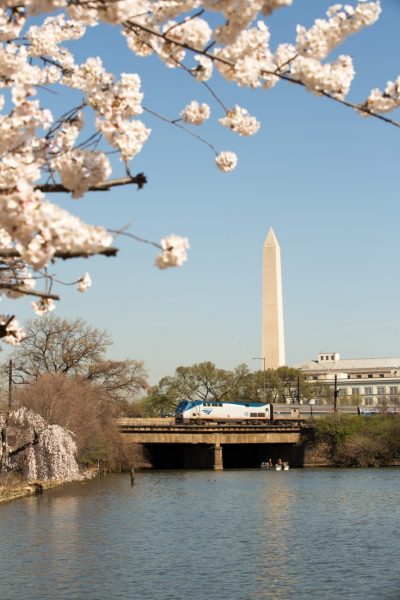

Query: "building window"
<box><xmin>379</xmin><ymin>374</ymin><xmax>385</xmax><ymax>378</ymax></box>
<box><xmin>331</xmin><ymin>355</ymin><xmax>334</xmax><ymax>360</ymax></box>
<box><xmin>368</xmin><ymin>374</ymin><xmax>373</xmax><ymax>379</ymax></box>
<box><xmin>312</xmin><ymin>376</ymin><xmax>317</xmax><ymax>380</ymax></box>
<box><xmin>377</xmin><ymin>386</ymin><xmax>386</xmax><ymax>396</ymax></box>
<box><xmin>352</xmin><ymin>388</ymin><xmax>359</xmax><ymax>395</ymax></box>
<box><xmin>364</xmin><ymin>387</ymin><xmax>373</xmax><ymax>396</ymax></box>
<box><xmin>390</xmin><ymin>386</ymin><xmax>398</xmax><ymax>395</ymax></box>
<box><xmin>357</xmin><ymin>375</ymin><xmax>362</xmax><ymax>379</ymax></box>
<box><xmin>365</xmin><ymin>397</ymin><xmax>373</xmax><ymax>406</ymax></box>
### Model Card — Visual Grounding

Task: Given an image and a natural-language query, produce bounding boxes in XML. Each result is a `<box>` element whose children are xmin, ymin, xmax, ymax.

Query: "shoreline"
<box><xmin>0</xmin><ymin>479</ymin><xmax>72</xmax><ymax>505</ymax></box>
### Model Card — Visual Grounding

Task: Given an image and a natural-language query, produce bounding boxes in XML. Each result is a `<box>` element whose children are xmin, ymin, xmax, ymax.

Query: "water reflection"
<box><xmin>1</xmin><ymin>470</ymin><xmax>400</xmax><ymax>599</ymax></box>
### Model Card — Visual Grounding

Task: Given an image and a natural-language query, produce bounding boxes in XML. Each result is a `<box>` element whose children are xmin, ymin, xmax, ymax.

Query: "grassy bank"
<box><xmin>304</xmin><ymin>414</ymin><xmax>400</xmax><ymax>467</ymax></box>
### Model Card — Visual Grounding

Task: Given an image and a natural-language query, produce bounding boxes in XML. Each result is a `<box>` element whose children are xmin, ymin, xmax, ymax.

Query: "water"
<box><xmin>1</xmin><ymin>469</ymin><xmax>400</xmax><ymax>600</ymax></box>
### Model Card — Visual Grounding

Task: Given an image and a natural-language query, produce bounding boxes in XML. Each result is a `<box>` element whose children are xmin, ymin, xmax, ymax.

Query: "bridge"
<box><xmin>118</xmin><ymin>418</ymin><xmax>303</xmax><ymax>469</ymax></box>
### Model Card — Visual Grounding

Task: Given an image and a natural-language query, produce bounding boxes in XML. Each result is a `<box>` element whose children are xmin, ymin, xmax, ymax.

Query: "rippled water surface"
<box><xmin>1</xmin><ymin>469</ymin><xmax>400</xmax><ymax>600</ymax></box>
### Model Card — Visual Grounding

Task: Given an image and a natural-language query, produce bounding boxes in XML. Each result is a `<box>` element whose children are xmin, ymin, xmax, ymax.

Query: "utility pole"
<box><xmin>297</xmin><ymin>376</ymin><xmax>301</xmax><ymax>405</ymax></box>
<box><xmin>8</xmin><ymin>359</ymin><xmax>12</xmax><ymax>410</ymax></box>
<box><xmin>333</xmin><ymin>374</ymin><xmax>338</xmax><ymax>413</ymax></box>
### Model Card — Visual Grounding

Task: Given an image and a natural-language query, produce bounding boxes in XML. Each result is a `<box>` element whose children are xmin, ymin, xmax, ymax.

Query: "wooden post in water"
<box><xmin>130</xmin><ymin>466</ymin><xmax>135</xmax><ymax>486</ymax></box>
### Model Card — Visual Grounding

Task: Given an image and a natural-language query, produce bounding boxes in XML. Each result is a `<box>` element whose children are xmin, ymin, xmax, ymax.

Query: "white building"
<box><xmin>297</xmin><ymin>352</ymin><xmax>400</xmax><ymax>406</ymax></box>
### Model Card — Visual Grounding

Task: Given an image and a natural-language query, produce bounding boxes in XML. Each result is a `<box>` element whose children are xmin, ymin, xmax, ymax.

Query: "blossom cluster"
<box><xmin>0</xmin><ymin>315</ymin><xmax>25</xmax><ymax>345</ymax></box>
<box><xmin>155</xmin><ymin>235</ymin><xmax>190</xmax><ymax>269</ymax></box>
<box><xmin>2</xmin><ymin>407</ymin><xmax>81</xmax><ymax>481</ymax></box>
<box><xmin>0</xmin><ymin>0</ymin><xmax>397</xmax><ymax>341</ymax></box>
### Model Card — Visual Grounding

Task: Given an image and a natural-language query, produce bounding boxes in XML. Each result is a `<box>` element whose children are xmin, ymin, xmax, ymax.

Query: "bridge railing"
<box><xmin>118</xmin><ymin>422</ymin><xmax>303</xmax><ymax>434</ymax></box>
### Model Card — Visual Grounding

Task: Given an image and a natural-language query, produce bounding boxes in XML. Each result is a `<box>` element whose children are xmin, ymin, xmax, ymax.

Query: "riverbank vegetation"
<box><xmin>309</xmin><ymin>414</ymin><xmax>400</xmax><ymax>467</ymax></box>
<box><xmin>0</xmin><ymin>316</ymin><xmax>150</xmax><ymax>483</ymax></box>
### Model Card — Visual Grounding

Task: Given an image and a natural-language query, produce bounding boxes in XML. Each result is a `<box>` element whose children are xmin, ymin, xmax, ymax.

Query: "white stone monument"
<box><xmin>262</xmin><ymin>228</ymin><xmax>285</xmax><ymax>369</ymax></box>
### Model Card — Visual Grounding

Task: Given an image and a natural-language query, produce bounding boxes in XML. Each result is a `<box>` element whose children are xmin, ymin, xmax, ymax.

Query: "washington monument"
<box><xmin>262</xmin><ymin>228</ymin><xmax>285</xmax><ymax>368</ymax></box>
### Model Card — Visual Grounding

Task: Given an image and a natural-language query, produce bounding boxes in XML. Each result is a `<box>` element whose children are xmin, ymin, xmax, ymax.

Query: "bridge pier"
<box><xmin>213</xmin><ymin>442</ymin><xmax>223</xmax><ymax>470</ymax></box>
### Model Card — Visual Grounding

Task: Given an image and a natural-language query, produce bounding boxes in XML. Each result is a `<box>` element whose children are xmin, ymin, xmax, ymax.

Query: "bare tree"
<box><xmin>86</xmin><ymin>359</ymin><xmax>148</xmax><ymax>404</ymax></box>
<box><xmin>10</xmin><ymin>316</ymin><xmax>112</xmax><ymax>382</ymax></box>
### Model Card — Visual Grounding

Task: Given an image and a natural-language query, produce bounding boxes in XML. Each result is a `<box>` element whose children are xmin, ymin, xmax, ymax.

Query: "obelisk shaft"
<box><xmin>262</xmin><ymin>228</ymin><xmax>285</xmax><ymax>369</ymax></box>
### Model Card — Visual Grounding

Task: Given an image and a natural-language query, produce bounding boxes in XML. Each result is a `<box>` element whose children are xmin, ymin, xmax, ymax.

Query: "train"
<box><xmin>175</xmin><ymin>400</ymin><xmax>277</xmax><ymax>424</ymax></box>
<box><xmin>174</xmin><ymin>400</ymin><xmax>398</xmax><ymax>424</ymax></box>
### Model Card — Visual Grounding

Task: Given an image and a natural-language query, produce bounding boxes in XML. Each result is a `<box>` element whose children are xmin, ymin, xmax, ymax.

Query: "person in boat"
<box><xmin>267</xmin><ymin>459</ymin><xmax>273</xmax><ymax>468</ymax></box>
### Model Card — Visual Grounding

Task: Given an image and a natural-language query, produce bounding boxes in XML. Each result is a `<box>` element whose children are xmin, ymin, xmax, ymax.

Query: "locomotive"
<box><xmin>175</xmin><ymin>400</ymin><xmax>274</xmax><ymax>424</ymax></box>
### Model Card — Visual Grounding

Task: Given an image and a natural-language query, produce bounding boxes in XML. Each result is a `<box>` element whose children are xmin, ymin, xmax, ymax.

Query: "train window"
<box><xmin>245</xmin><ymin>404</ymin><xmax>249</xmax><ymax>407</ymax></box>
<box><xmin>250</xmin><ymin>413</ymin><xmax>257</xmax><ymax>417</ymax></box>
<box><xmin>257</xmin><ymin>413</ymin><xmax>265</xmax><ymax>417</ymax></box>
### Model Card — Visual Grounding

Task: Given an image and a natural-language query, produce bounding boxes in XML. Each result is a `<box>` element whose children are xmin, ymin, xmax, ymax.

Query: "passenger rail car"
<box><xmin>175</xmin><ymin>400</ymin><xmax>274</xmax><ymax>424</ymax></box>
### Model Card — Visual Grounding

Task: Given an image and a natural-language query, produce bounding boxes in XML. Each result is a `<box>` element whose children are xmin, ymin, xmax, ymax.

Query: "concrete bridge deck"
<box><xmin>118</xmin><ymin>419</ymin><xmax>303</xmax><ymax>469</ymax></box>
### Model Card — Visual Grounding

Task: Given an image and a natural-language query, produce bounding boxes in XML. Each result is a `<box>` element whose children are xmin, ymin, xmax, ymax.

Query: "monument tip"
<box><xmin>264</xmin><ymin>227</ymin><xmax>279</xmax><ymax>247</ymax></box>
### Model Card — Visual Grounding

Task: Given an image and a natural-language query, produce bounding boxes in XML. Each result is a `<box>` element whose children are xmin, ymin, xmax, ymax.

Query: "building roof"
<box><xmin>296</xmin><ymin>357</ymin><xmax>400</xmax><ymax>372</ymax></box>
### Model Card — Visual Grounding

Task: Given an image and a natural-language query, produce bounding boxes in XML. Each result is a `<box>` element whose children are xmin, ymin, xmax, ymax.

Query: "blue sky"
<box><xmin>4</xmin><ymin>1</ymin><xmax>400</xmax><ymax>384</ymax></box>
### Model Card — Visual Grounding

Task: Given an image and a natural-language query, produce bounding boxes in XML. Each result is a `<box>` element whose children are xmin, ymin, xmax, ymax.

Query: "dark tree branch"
<box><xmin>0</xmin><ymin>247</ymin><xmax>118</xmax><ymax>260</ymax></box>
<box><xmin>36</xmin><ymin>173</ymin><xmax>147</xmax><ymax>193</ymax></box>
<box><xmin>0</xmin><ymin>285</ymin><xmax>60</xmax><ymax>300</ymax></box>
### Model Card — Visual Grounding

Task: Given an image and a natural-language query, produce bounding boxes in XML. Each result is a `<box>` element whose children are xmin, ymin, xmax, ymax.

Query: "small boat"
<box><xmin>275</xmin><ymin>461</ymin><xmax>289</xmax><ymax>471</ymax></box>
<box><xmin>260</xmin><ymin>461</ymin><xmax>273</xmax><ymax>469</ymax></box>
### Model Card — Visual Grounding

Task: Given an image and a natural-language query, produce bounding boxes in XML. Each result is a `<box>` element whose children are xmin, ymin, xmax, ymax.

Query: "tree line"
<box><xmin>139</xmin><ymin>361</ymin><xmax>333</xmax><ymax>417</ymax></box>
<box><xmin>0</xmin><ymin>315</ymin><xmax>149</xmax><ymax>479</ymax></box>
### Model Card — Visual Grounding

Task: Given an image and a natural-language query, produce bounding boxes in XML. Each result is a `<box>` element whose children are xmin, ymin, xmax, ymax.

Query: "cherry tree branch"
<box><xmin>3</xmin><ymin>173</ymin><xmax>148</xmax><ymax>194</ymax></box>
<box><xmin>127</xmin><ymin>20</ymin><xmax>400</xmax><ymax>129</ymax></box>
<box><xmin>0</xmin><ymin>285</ymin><xmax>60</xmax><ymax>300</ymax></box>
<box><xmin>0</xmin><ymin>248</ymin><xmax>118</xmax><ymax>260</ymax></box>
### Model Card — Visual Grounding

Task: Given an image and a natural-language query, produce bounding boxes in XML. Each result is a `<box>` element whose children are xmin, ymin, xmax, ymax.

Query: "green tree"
<box><xmin>144</xmin><ymin>362</ymin><xmax>252</xmax><ymax>416</ymax></box>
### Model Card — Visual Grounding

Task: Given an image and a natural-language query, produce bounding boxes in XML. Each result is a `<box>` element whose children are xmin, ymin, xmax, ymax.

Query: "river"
<box><xmin>1</xmin><ymin>469</ymin><xmax>399</xmax><ymax>600</ymax></box>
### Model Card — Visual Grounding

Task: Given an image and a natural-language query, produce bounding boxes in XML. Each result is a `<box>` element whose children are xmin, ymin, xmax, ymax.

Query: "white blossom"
<box><xmin>32</xmin><ymin>297</ymin><xmax>56</xmax><ymax>315</ymax></box>
<box><xmin>290</xmin><ymin>54</ymin><xmax>355</xmax><ymax>100</ymax></box>
<box><xmin>155</xmin><ymin>235</ymin><xmax>190</xmax><ymax>269</ymax></box>
<box><xmin>192</xmin><ymin>55</ymin><xmax>213</xmax><ymax>81</ymax></box>
<box><xmin>219</xmin><ymin>106</ymin><xmax>260</xmax><ymax>136</ymax></box>
<box><xmin>3</xmin><ymin>407</ymin><xmax>81</xmax><ymax>482</ymax></box>
<box><xmin>0</xmin><ymin>316</ymin><xmax>25</xmax><ymax>345</ymax></box>
<box><xmin>77</xmin><ymin>272</ymin><xmax>92</xmax><ymax>292</ymax></box>
<box><xmin>180</xmin><ymin>101</ymin><xmax>210</xmax><ymax>125</ymax></box>
<box><xmin>363</xmin><ymin>77</ymin><xmax>400</xmax><ymax>114</ymax></box>
<box><xmin>215</xmin><ymin>151</ymin><xmax>238</xmax><ymax>173</ymax></box>
<box><xmin>296</xmin><ymin>1</ymin><xmax>381</xmax><ymax>60</ymax></box>
<box><xmin>52</xmin><ymin>150</ymin><xmax>112</xmax><ymax>199</ymax></box>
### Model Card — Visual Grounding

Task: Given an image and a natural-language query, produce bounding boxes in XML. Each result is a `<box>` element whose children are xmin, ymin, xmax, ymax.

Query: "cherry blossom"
<box><xmin>180</xmin><ymin>100</ymin><xmax>211</xmax><ymax>125</ymax></box>
<box><xmin>0</xmin><ymin>0</ymin><xmax>396</xmax><ymax>343</ymax></box>
<box><xmin>0</xmin><ymin>407</ymin><xmax>81</xmax><ymax>481</ymax></box>
<box><xmin>215</xmin><ymin>151</ymin><xmax>238</xmax><ymax>173</ymax></box>
<box><xmin>219</xmin><ymin>106</ymin><xmax>260</xmax><ymax>136</ymax></box>
<box><xmin>155</xmin><ymin>235</ymin><xmax>190</xmax><ymax>269</ymax></box>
